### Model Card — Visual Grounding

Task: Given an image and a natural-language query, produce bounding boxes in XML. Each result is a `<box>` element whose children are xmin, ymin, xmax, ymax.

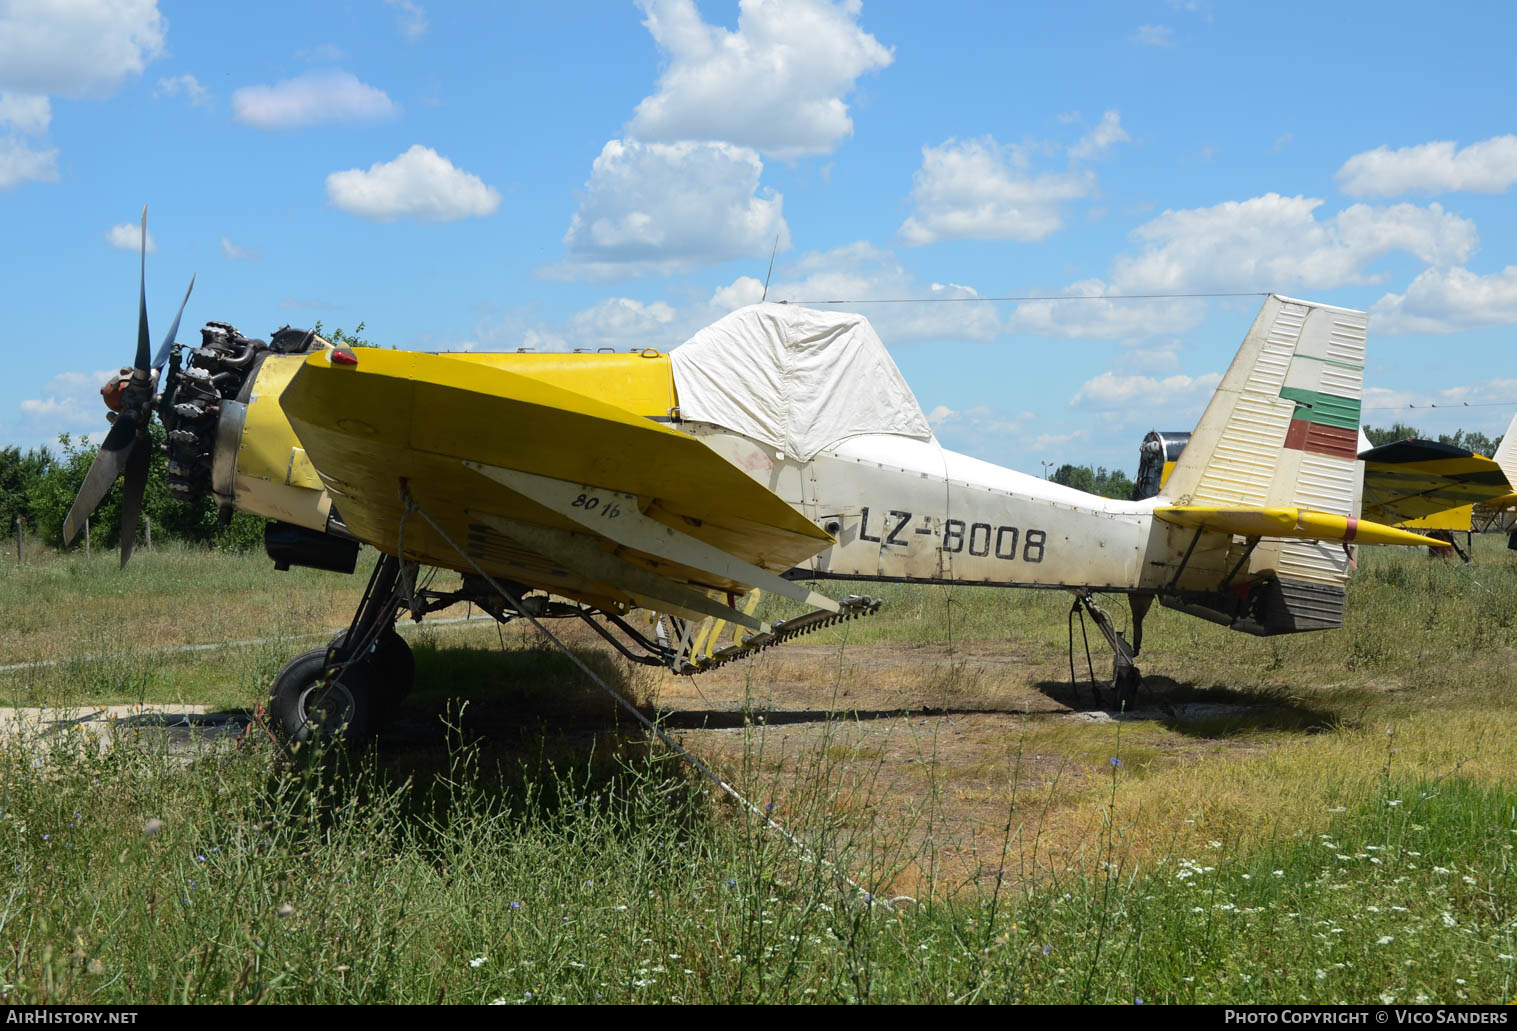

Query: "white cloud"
<box><xmin>384</xmin><ymin>0</ymin><xmax>428</xmax><ymax>40</ymax></box>
<box><xmin>0</xmin><ymin>0</ymin><xmax>165</xmax><ymax>98</ymax></box>
<box><xmin>1127</xmin><ymin>345</ymin><xmax>1182</xmax><ymax>373</ymax></box>
<box><xmin>627</xmin><ymin>0</ymin><xmax>892</xmax><ymax>158</ymax></box>
<box><xmin>927</xmin><ymin>403</ymin><xmax>1026</xmax><ymax>437</ymax></box>
<box><xmin>0</xmin><ymin>135</ymin><xmax>57</xmax><ymax>189</ymax></box>
<box><xmin>711</xmin><ymin>275</ymin><xmax>766</xmax><ymax>311</ymax></box>
<box><xmin>233</xmin><ymin>71</ymin><xmax>397</xmax><ymax>130</ymax></box>
<box><xmin>1069</xmin><ymin>110</ymin><xmax>1130</xmax><ymax>161</ymax></box>
<box><xmin>1111</xmin><ymin>194</ymin><xmax>1477</xmax><ymax>293</ymax></box>
<box><xmin>326</xmin><ymin>145</ymin><xmax>501</xmax><ymax>222</ymax></box>
<box><xmin>923</xmin><ymin>403</ymin><xmax>1055</xmax><ymax>464</ymax></box>
<box><xmin>460</xmin><ymin>303</ymin><xmax>576</xmax><ymax>353</ymax></box>
<box><xmin>737</xmin><ymin>240</ymin><xmax>1001</xmax><ymax>342</ymax></box>
<box><xmin>1371</xmin><ymin>265</ymin><xmax>1517</xmax><ymax>335</ymax></box>
<box><xmin>106</xmin><ymin>222</ymin><xmax>155</xmax><ymax>253</ymax></box>
<box><xmin>220</xmin><ymin>236</ymin><xmax>258</xmax><ymax>261</ymax></box>
<box><xmin>567</xmin><ymin>298</ymin><xmax>680</xmax><ymax>350</ymax></box>
<box><xmin>1005</xmin><ymin>283</ymin><xmax>1207</xmax><ymax>340</ymax></box>
<box><xmin>155</xmin><ymin>74</ymin><xmax>209</xmax><ymax>108</ymax></box>
<box><xmin>0</xmin><ymin>92</ymin><xmax>50</xmax><ymax>134</ymax></box>
<box><xmin>1070</xmin><ymin>369</ymin><xmax>1221</xmax><ymax>409</ymax></box>
<box><xmin>1337</xmin><ymin>135</ymin><xmax>1517</xmax><ymax>197</ymax></box>
<box><xmin>556</xmin><ymin>139</ymin><xmax>787</xmax><ymax>279</ymax></box>
<box><xmin>1360</xmin><ymin>380</ymin><xmax>1517</xmax><ymax>440</ymax></box>
<box><xmin>1133</xmin><ymin>24</ymin><xmax>1175</xmax><ymax>46</ymax></box>
<box><xmin>899</xmin><ymin>136</ymin><xmax>1096</xmax><ymax>245</ymax></box>
<box><xmin>18</xmin><ymin>369</ymin><xmax>117</xmax><ymax>443</ymax></box>
<box><xmin>1027</xmin><ymin>429</ymin><xmax>1090</xmax><ymax>453</ymax></box>
<box><xmin>1003</xmin><ymin>194</ymin><xmax>1476</xmax><ymax>340</ymax></box>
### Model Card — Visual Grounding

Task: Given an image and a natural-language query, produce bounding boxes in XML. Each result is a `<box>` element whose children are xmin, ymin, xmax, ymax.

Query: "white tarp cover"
<box><xmin>669</xmin><ymin>303</ymin><xmax>932</xmax><ymax>461</ymax></box>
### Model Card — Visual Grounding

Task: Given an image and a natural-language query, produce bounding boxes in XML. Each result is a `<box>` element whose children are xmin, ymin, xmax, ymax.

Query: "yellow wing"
<box><xmin>278</xmin><ymin>347</ymin><xmax>836</xmax><ymax>623</ymax></box>
<box><xmin>1359</xmin><ymin>439</ymin><xmax>1510</xmax><ymax>530</ymax></box>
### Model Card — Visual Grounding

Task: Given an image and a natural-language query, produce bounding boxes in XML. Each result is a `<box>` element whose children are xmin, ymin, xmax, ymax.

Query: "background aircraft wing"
<box><xmin>1358</xmin><ymin>439</ymin><xmax>1511</xmax><ymax>529</ymax></box>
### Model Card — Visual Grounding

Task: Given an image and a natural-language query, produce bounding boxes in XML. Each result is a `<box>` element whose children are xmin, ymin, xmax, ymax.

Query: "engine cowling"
<box><xmin>162</xmin><ymin>323</ymin><xmax>344</xmax><ymax>538</ymax></box>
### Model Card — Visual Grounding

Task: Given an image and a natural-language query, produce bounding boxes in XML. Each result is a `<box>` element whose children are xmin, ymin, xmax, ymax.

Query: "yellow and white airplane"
<box><xmin>65</xmin><ymin>217</ymin><xmax>1450</xmax><ymax>739</ymax></box>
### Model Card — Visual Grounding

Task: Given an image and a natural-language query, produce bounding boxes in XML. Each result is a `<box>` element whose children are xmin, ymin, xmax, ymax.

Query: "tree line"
<box><xmin>3</xmin><ymin>324</ymin><xmax>376</xmax><ymax>552</ymax></box>
<box><xmin>1362</xmin><ymin>423</ymin><xmax>1504</xmax><ymax>455</ymax></box>
<box><xmin>1</xmin><ymin>426</ymin><xmax>264</xmax><ymax>551</ymax></box>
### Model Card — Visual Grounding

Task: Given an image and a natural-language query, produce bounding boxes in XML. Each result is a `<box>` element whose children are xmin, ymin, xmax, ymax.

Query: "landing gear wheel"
<box><xmin>329</xmin><ymin>628</ymin><xmax>414</xmax><ymax>710</ymax></box>
<box><xmin>269</xmin><ymin>648</ymin><xmax>377</xmax><ymax>744</ymax></box>
<box><xmin>1114</xmin><ymin>665</ymin><xmax>1141</xmax><ymax>711</ymax></box>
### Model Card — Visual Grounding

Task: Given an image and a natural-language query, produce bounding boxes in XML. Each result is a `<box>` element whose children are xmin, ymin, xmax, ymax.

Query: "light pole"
<box><xmin>1041</xmin><ymin>460</ymin><xmax>1052</xmax><ymax>480</ymax></box>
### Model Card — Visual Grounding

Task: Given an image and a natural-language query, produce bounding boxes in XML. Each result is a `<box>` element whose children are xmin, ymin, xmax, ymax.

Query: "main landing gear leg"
<box><xmin>269</xmin><ymin>553</ymin><xmax>416</xmax><ymax>743</ymax></box>
<box><xmin>1067</xmin><ymin>590</ymin><xmax>1145</xmax><ymax>711</ymax></box>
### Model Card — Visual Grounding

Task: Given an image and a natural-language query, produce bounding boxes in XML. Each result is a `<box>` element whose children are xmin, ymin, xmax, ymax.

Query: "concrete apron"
<box><xmin>0</xmin><ymin>704</ymin><xmax>251</xmax><ymax>759</ymax></box>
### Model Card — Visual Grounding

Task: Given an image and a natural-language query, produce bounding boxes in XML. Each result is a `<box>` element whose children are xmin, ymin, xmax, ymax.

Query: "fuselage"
<box><xmin>689</xmin><ymin>424</ymin><xmax>1239</xmax><ymax>594</ymax></box>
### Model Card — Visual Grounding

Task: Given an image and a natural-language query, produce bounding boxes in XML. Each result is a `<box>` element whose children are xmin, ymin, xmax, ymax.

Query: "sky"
<box><xmin>3</xmin><ymin>0</ymin><xmax>1515</xmax><ymax>475</ymax></box>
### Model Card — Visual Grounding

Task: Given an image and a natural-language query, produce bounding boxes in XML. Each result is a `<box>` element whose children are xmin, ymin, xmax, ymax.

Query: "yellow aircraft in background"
<box><xmin>1135</xmin><ymin>414</ymin><xmax>1517</xmax><ymax>561</ymax></box>
<box><xmin>63</xmin><ymin>214</ymin><xmax>1453</xmax><ymax>740</ymax></box>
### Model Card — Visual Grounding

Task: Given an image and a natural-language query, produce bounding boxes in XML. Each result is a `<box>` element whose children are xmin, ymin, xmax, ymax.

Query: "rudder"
<box><xmin>1163</xmin><ymin>294</ymin><xmax>1368</xmax><ymax>589</ymax></box>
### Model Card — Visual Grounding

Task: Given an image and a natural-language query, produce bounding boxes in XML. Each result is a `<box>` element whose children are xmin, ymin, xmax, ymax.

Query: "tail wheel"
<box><xmin>269</xmin><ymin>648</ymin><xmax>377</xmax><ymax>743</ymax></box>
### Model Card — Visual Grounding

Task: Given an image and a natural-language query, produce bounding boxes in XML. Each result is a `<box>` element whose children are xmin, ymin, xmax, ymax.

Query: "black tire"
<box><xmin>329</xmin><ymin>628</ymin><xmax>414</xmax><ymax>709</ymax></box>
<box><xmin>269</xmin><ymin>647</ymin><xmax>377</xmax><ymax>744</ymax></box>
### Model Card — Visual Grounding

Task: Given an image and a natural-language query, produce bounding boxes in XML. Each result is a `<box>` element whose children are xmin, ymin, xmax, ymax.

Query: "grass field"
<box><xmin>0</xmin><ymin>537</ymin><xmax>1514</xmax><ymax>1004</ymax></box>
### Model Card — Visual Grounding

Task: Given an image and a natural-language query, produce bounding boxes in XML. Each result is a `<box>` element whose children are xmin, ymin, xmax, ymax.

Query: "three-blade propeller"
<box><xmin>61</xmin><ymin>207</ymin><xmax>195</xmax><ymax>567</ymax></box>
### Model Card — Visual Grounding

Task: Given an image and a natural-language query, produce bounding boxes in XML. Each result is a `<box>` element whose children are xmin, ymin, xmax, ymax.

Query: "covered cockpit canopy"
<box><xmin>668</xmin><ymin>303</ymin><xmax>932</xmax><ymax>462</ymax></box>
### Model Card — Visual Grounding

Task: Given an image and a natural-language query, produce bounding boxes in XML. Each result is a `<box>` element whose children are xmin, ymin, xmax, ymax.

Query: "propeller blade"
<box><xmin>117</xmin><ymin>438</ymin><xmax>151</xmax><ymax>568</ymax></box>
<box><xmin>61</xmin><ymin>415</ymin><xmax>139</xmax><ymax>546</ymax></box>
<box><xmin>134</xmin><ymin>206</ymin><xmax>150</xmax><ymax>374</ymax></box>
<box><xmin>151</xmin><ymin>273</ymin><xmax>196</xmax><ymax>372</ymax></box>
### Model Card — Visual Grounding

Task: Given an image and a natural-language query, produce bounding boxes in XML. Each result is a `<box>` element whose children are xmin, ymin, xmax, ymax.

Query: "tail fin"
<box><xmin>1494</xmin><ymin>411</ymin><xmax>1517</xmax><ymax>493</ymax></box>
<box><xmin>1163</xmin><ymin>294</ymin><xmax>1368</xmax><ymax>587</ymax></box>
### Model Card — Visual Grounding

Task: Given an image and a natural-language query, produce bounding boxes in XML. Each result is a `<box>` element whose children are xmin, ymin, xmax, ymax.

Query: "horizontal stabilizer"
<box><xmin>1154</xmin><ymin>505</ymin><xmax>1451</xmax><ymax>548</ymax></box>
